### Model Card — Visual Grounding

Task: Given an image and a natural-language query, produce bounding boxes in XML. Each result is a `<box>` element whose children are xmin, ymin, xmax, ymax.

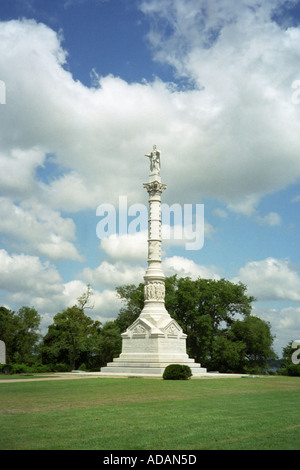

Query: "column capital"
<box><xmin>143</xmin><ymin>181</ymin><xmax>167</xmax><ymax>195</ymax></box>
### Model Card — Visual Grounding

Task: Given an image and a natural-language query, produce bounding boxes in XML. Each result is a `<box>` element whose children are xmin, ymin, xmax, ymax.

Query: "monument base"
<box><xmin>100</xmin><ymin>316</ymin><xmax>207</xmax><ymax>377</ymax></box>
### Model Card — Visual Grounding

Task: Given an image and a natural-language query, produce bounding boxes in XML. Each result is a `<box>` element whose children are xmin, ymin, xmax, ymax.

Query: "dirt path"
<box><xmin>0</xmin><ymin>372</ymin><xmax>247</xmax><ymax>383</ymax></box>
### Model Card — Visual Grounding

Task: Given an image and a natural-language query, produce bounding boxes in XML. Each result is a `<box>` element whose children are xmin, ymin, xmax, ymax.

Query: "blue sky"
<box><xmin>1</xmin><ymin>0</ymin><xmax>300</xmax><ymax>357</ymax></box>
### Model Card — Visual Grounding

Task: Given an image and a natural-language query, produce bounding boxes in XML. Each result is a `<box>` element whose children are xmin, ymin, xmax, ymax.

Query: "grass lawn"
<box><xmin>0</xmin><ymin>375</ymin><xmax>299</xmax><ymax>450</ymax></box>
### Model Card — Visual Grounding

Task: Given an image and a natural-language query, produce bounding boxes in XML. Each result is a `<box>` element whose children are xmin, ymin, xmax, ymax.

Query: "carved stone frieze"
<box><xmin>144</xmin><ymin>281</ymin><xmax>165</xmax><ymax>301</ymax></box>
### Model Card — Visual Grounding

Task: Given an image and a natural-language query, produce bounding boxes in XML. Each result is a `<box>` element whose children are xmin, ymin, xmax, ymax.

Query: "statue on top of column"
<box><xmin>145</xmin><ymin>145</ymin><xmax>161</xmax><ymax>177</ymax></box>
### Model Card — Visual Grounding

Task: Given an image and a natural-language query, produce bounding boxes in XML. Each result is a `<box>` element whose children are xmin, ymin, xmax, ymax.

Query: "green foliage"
<box><xmin>279</xmin><ymin>364</ymin><xmax>300</xmax><ymax>376</ymax></box>
<box><xmin>209</xmin><ymin>335</ymin><xmax>246</xmax><ymax>373</ymax></box>
<box><xmin>40</xmin><ymin>305</ymin><xmax>101</xmax><ymax>370</ymax></box>
<box><xmin>10</xmin><ymin>363</ymin><xmax>32</xmax><ymax>374</ymax></box>
<box><xmin>168</xmin><ymin>277</ymin><xmax>255</xmax><ymax>364</ymax></box>
<box><xmin>115</xmin><ymin>283</ymin><xmax>144</xmax><ymax>332</ymax></box>
<box><xmin>76</xmin><ymin>284</ymin><xmax>94</xmax><ymax>311</ymax></box>
<box><xmin>0</xmin><ymin>306</ymin><xmax>41</xmax><ymax>363</ymax></box>
<box><xmin>278</xmin><ymin>341</ymin><xmax>300</xmax><ymax>376</ymax></box>
<box><xmin>0</xmin><ymin>277</ymin><xmax>278</xmax><ymax>374</ymax></box>
<box><xmin>228</xmin><ymin>316</ymin><xmax>276</xmax><ymax>373</ymax></box>
<box><xmin>53</xmin><ymin>363</ymin><xmax>70</xmax><ymax>372</ymax></box>
<box><xmin>96</xmin><ymin>321</ymin><xmax>122</xmax><ymax>367</ymax></box>
<box><xmin>163</xmin><ymin>364</ymin><xmax>192</xmax><ymax>380</ymax></box>
<box><xmin>0</xmin><ymin>362</ymin><xmax>70</xmax><ymax>374</ymax></box>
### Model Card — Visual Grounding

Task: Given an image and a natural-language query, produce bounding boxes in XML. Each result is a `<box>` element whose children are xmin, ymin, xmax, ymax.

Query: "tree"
<box><xmin>15</xmin><ymin>306</ymin><xmax>41</xmax><ymax>363</ymax></box>
<box><xmin>209</xmin><ymin>335</ymin><xmax>246</xmax><ymax>373</ymax></box>
<box><xmin>0</xmin><ymin>307</ymin><xmax>17</xmax><ymax>362</ymax></box>
<box><xmin>168</xmin><ymin>276</ymin><xmax>255</xmax><ymax>364</ymax></box>
<box><xmin>279</xmin><ymin>341</ymin><xmax>300</xmax><ymax>376</ymax></box>
<box><xmin>77</xmin><ymin>283</ymin><xmax>94</xmax><ymax>311</ymax></box>
<box><xmin>230</xmin><ymin>316</ymin><xmax>275</xmax><ymax>373</ymax></box>
<box><xmin>96</xmin><ymin>321</ymin><xmax>122</xmax><ymax>368</ymax></box>
<box><xmin>0</xmin><ymin>306</ymin><xmax>41</xmax><ymax>363</ymax></box>
<box><xmin>40</xmin><ymin>305</ymin><xmax>101</xmax><ymax>370</ymax></box>
<box><xmin>115</xmin><ymin>283</ymin><xmax>144</xmax><ymax>332</ymax></box>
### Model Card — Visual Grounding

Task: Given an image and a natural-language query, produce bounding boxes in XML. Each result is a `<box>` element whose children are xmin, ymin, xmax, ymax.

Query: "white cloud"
<box><xmin>1</xmin><ymin>12</ymin><xmax>300</xmax><ymax>217</ymax></box>
<box><xmin>92</xmin><ymin>289</ymin><xmax>123</xmax><ymax>322</ymax></box>
<box><xmin>140</xmin><ymin>0</ymin><xmax>300</xmax><ymax>213</ymax></box>
<box><xmin>0</xmin><ymin>148</ymin><xmax>44</xmax><ymax>199</ymax></box>
<box><xmin>62</xmin><ymin>279</ymin><xmax>123</xmax><ymax>323</ymax></box>
<box><xmin>81</xmin><ymin>261</ymin><xmax>145</xmax><ymax>288</ymax></box>
<box><xmin>162</xmin><ymin>255</ymin><xmax>221</xmax><ymax>280</ymax></box>
<box><xmin>257</xmin><ymin>211</ymin><xmax>282</xmax><ymax>226</ymax></box>
<box><xmin>233</xmin><ymin>257</ymin><xmax>300</xmax><ymax>301</ymax></box>
<box><xmin>100</xmin><ymin>232</ymin><xmax>148</xmax><ymax>262</ymax></box>
<box><xmin>253</xmin><ymin>305</ymin><xmax>300</xmax><ymax>355</ymax></box>
<box><xmin>0</xmin><ymin>198</ymin><xmax>83</xmax><ymax>261</ymax></box>
<box><xmin>0</xmin><ymin>249</ymin><xmax>63</xmax><ymax>299</ymax></box>
<box><xmin>213</xmin><ymin>208</ymin><xmax>228</xmax><ymax>219</ymax></box>
<box><xmin>0</xmin><ymin>251</ymin><xmax>123</xmax><ymax>331</ymax></box>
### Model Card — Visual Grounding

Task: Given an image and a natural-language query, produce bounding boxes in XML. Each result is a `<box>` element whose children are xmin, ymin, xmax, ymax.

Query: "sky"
<box><xmin>0</xmin><ymin>0</ymin><xmax>300</xmax><ymax>357</ymax></box>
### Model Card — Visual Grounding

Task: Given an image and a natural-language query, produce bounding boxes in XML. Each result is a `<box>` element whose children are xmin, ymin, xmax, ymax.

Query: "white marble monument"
<box><xmin>100</xmin><ymin>146</ymin><xmax>206</xmax><ymax>376</ymax></box>
<box><xmin>0</xmin><ymin>340</ymin><xmax>6</xmax><ymax>364</ymax></box>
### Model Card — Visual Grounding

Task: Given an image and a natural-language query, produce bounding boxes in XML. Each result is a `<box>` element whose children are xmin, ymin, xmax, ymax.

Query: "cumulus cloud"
<box><xmin>0</xmin><ymin>250</ymin><xmax>122</xmax><ymax>331</ymax></box>
<box><xmin>253</xmin><ymin>305</ymin><xmax>300</xmax><ymax>354</ymax></box>
<box><xmin>1</xmin><ymin>9</ymin><xmax>300</xmax><ymax>218</ymax></box>
<box><xmin>81</xmin><ymin>261</ymin><xmax>145</xmax><ymax>288</ymax></box>
<box><xmin>62</xmin><ymin>279</ymin><xmax>122</xmax><ymax>322</ymax></box>
<box><xmin>0</xmin><ymin>198</ymin><xmax>83</xmax><ymax>261</ymax></box>
<box><xmin>162</xmin><ymin>255</ymin><xmax>221</xmax><ymax>280</ymax></box>
<box><xmin>0</xmin><ymin>148</ymin><xmax>44</xmax><ymax>199</ymax></box>
<box><xmin>99</xmin><ymin>232</ymin><xmax>148</xmax><ymax>262</ymax></box>
<box><xmin>140</xmin><ymin>0</ymin><xmax>300</xmax><ymax>213</ymax></box>
<box><xmin>233</xmin><ymin>257</ymin><xmax>300</xmax><ymax>301</ymax></box>
<box><xmin>257</xmin><ymin>211</ymin><xmax>282</xmax><ymax>226</ymax></box>
<box><xmin>0</xmin><ymin>249</ymin><xmax>63</xmax><ymax>299</ymax></box>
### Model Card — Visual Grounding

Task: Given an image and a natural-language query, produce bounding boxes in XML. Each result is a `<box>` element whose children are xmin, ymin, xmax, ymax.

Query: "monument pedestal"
<box><xmin>101</xmin><ymin>314</ymin><xmax>207</xmax><ymax>376</ymax></box>
<box><xmin>100</xmin><ymin>146</ymin><xmax>207</xmax><ymax>377</ymax></box>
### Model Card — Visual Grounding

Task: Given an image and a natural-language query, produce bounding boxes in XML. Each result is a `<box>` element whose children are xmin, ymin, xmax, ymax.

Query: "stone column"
<box><xmin>141</xmin><ymin>180</ymin><xmax>170</xmax><ymax>324</ymax></box>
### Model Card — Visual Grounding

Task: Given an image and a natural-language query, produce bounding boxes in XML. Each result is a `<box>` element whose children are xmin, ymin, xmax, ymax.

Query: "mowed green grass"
<box><xmin>0</xmin><ymin>376</ymin><xmax>299</xmax><ymax>450</ymax></box>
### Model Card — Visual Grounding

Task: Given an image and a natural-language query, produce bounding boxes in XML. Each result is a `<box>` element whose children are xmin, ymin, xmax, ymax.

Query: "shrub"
<box><xmin>279</xmin><ymin>364</ymin><xmax>300</xmax><ymax>377</ymax></box>
<box><xmin>10</xmin><ymin>363</ymin><xmax>33</xmax><ymax>374</ymax></box>
<box><xmin>163</xmin><ymin>364</ymin><xmax>192</xmax><ymax>380</ymax></box>
<box><xmin>53</xmin><ymin>363</ymin><xmax>70</xmax><ymax>372</ymax></box>
<box><xmin>0</xmin><ymin>363</ymin><xmax>12</xmax><ymax>374</ymax></box>
<box><xmin>32</xmin><ymin>364</ymin><xmax>52</xmax><ymax>373</ymax></box>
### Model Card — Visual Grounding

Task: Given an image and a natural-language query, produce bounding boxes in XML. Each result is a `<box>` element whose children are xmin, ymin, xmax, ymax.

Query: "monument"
<box><xmin>101</xmin><ymin>146</ymin><xmax>206</xmax><ymax>376</ymax></box>
<box><xmin>0</xmin><ymin>340</ymin><xmax>6</xmax><ymax>364</ymax></box>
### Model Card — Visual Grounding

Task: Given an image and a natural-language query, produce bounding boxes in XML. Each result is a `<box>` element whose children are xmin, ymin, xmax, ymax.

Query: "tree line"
<box><xmin>0</xmin><ymin>277</ymin><xmax>298</xmax><ymax>375</ymax></box>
